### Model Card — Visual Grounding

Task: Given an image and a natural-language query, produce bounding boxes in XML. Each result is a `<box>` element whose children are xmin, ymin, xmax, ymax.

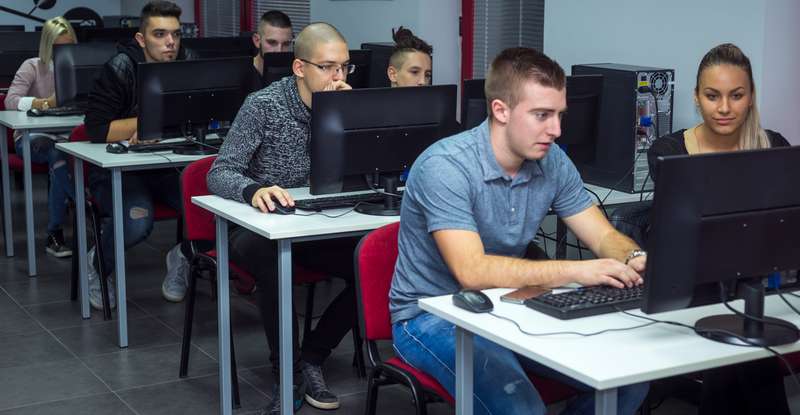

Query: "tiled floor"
<box><xmin>1</xmin><ymin>174</ymin><xmax>799</xmax><ymax>414</ymax></box>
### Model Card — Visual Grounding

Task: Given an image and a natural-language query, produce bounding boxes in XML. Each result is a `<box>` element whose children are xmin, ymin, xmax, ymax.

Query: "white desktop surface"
<box><xmin>56</xmin><ymin>140</ymin><xmax>207</xmax><ymax>169</ymax></box>
<box><xmin>0</xmin><ymin>111</ymin><xmax>84</xmax><ymax>130</ymax></box>
<box><xmin>420</xmin><ymin>288</ymin><xmax>800</xmax><ymax>391</ymax></box>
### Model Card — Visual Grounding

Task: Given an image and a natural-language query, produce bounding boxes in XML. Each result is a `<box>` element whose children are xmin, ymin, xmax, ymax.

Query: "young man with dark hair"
<box><xmin>84</xmin><ymin>0</ymin><xmax>195</xmax><ymax>310</ymax></box>
<box><xmin>208</xmin><ymin>22</ymin><xmax>354</xmax><ymax>414</ymax></box>
<box><xmin>389</xmin><ymin>47</ymin><xmax>650</xmax><ymax>414</ymax></box>
<box><xmin>251</xmin><ymin>10</ymin><xmax>293</xmax><ymax>77</ymax></box>
<box><xmin>387</xmin><ymin>26</ymin><xmax>432</xmax><ymax>87</ymax></box>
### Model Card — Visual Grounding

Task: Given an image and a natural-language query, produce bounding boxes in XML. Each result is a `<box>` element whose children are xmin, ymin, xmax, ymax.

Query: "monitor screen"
<box><xmin>137</xmin><ymin>56</ymin><xmax>252</xmax><ymax>141</ymax></box>
<box><xmin>53</xmin><ymin>43</ymin><xmax>118</xmax><ymax>107</ymax></box>
<box><xmin>0</xmin><ymin>51</ymin><xmax>37</xmax><ymax>87</ymax></box>
<box><xmin>461</xmin><ymin>78</ymin><xmax>486</xmax><ymax>130</ymax></box>
<box><xmin>309</xmin><ymin>85</ymin><xmax>458</xmax><ymax>198</ymax></box>
<box><xmin>643</xmin><ymin>146</ymin><xmax>800</xmax><ymax>346</ymax></box>
<box><xmin>0</xmin><ymin>32</ymin><xmax>41</xmax><ymax>51</ymax></box>
<box><xmin>182</xmin><ymin>36</ymin><xmax>254</xmax><ymax>59</ymax></box>
<box><xmin>75</xmin><ymin>27</ymin><xmax>137</xmax><ymax>44</ymax></box>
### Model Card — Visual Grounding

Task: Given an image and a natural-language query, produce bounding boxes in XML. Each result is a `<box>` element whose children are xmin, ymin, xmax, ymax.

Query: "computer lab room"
<box><xmin>0</xmin><ymin>0</ymin><xmax>799</xmax><ymax>414</ymax></box>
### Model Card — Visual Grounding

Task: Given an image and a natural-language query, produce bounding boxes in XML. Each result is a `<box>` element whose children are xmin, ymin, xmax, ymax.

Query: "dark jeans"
<box><xmin>700</xmin><ymin>357</ymin><xmax>789</xmax><ymax>415</ymax></box>
<box><xmin>16</xmin><ymin>135</ymin><xmax>75</xmax><ymax>233</ymax></box>
<box><xmin>88</xmin><ymin>168</ymin><xmax>181</xmax><ymax>277</ymax></box>
<box><xmin>228</xmin><ymin>227</ymin><xmax>359</xmax><ymax>377</ymax></box>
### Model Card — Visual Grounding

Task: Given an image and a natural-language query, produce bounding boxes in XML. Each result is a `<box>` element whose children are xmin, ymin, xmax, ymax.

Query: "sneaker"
<box><xmin>260</xmin><ymin>380</ymin><xmax>306</xmax><ymax>414</ymax></box>
<box><xmin>302</xmin><ymin>362</ymin><xmax>340</xmax><ymax>410</ymax></box>
<box><xmin>87</xmin><ymin>247</ymin><xmax>116</xmax><ymax>310</ymax></box>
<box><xmin>162</xmin><ymin>244</ymin><xmax>189</xmax><ymax>302</ymax></box>
<box><xmin>45</xmin><ymin>230</ymin><xmax>72</xmax><ymax>258</ymax></box>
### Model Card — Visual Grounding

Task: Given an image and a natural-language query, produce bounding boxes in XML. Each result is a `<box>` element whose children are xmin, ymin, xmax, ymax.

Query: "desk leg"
<box><xmin>215</xmin><ymin>217</ymin><xmax>232</xmax><ymax>415</ymax></box>
<box><xmin>595</xmin><ymin>388</ymin><xmax>618</xmax><ymax>415</ymax></box>
<box><xmin>455</xmin><ymin>327</ymin><xmax>474</xmax><ymax>415</ymax></box>
<box><xmin>111</xmin><ymin>168</ymin><xmax>128</xmax><ymax>347</ymax></box>
<box><xmin>0</xmin><ymin>127</ymin><xmax>12</xmax><ymax>257</ymax></box>
<box><xmin>278</xmin><ymin>239</ymin><xmax>293</xmax><ymax>415</ymax></box>
<box><xmin>21</xmin><ymin>131</ymin><xmax>35</xmax><ymax>276</ymax></box>
<box><xmin>74</xmin><ymin>158</ymin><xmax>89</xmax><ymax>319</ymax></box>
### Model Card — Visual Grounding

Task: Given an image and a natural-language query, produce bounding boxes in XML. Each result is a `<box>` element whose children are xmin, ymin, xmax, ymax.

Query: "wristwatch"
<box><xmin>624</xmin><ymin>249</ymin><xmax>647</xmax><ymax>265</ymax></box>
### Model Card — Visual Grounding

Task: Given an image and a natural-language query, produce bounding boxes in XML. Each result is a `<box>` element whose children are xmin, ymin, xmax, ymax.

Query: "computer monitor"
<box><xmin>182</xmin><ymin>36</ymin><xmax>254</xmax><ymax>59</ymax></box>
<box><xmin>75</xmin><ymin>27</ymin><xmax>137</xmax><ymax>43</ymax></box>
<box><xmin>0</xmin><ymin>31</ymin><xmax>40</xmax><ymax>51</ymax></box>
<box><xmin>137</xmin><ymin>56</ymin><xmax>252</xmax><ymax>153</ymax></box>
<box><xmin>53</xmin><ymin>43</ymin><xmax>118</xmax><ymax>107</ymax></box>
<box><xmin>0</xmin><ymin>25</ymin><xmax>25</xmax><ymax>31</ymax></box>
<box><xmin>260</xmin><ymin>50</ymin><xmax>372</xmax><ymax>89</ymax></box>
<box><xmin>309</xmin><ymin>85</ymin><xmax>458</xmax><ymax>215</ymax></box>
<box><xmin>360</xmin><ymin>42</ymin><xmax>393</xmax><ymax>88</ymax></box>
<box><xmin>0</xmin><ymin>32</ymin><xmax>40</xmax><ymax>87</ymax></box>
<box><xmin>643</xmin><ymin>146</ymin><xmax>800</xmax><ymax>346</ymax></box>
<box><xmin>461</xmin><ymin>79</ymin><xmax>486</xmax><ymax>130</ymax></box>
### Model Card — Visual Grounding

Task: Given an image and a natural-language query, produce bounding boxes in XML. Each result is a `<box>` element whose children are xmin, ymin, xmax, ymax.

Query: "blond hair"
<box><xmin>695</xmin><ymin>43</ymin><xmax>770</xmax><ymax>150</ymax></box>
<box><xmin>39</xmin><ymin>16</ymin><xmax>77</xmax><ymax>66</ymax></box>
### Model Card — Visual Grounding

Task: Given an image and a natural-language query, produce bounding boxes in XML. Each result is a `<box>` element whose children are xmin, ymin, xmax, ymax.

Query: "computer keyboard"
<box><xmin>294</xmin><ymin>192</ymin><xmax>397</xmax><ymax>211</ymax></box>
<box><xmin>27</xmin><ymin>106</ymin><xmax>84</xmax><ymax>117</ymax></box>
<box><xmin>128</xmin><ymin>138</ymin><xmax>223</xmax><ymax>153</ymax></box>
<box><xmin>524</xmin><ymin>285</ymin><xmax>643</xmax><ymax>320</ymax></box>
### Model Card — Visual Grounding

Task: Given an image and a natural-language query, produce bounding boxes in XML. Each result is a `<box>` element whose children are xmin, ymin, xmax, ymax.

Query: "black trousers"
<box><xmin>229</xmin><ymin>226</ymin><xmax>360</xmax><ymax>377</ymax></box>
<box><xmin>700</xmin><ymin>357</ymin><xmax>790</xmax><ymax>415</ymax></box>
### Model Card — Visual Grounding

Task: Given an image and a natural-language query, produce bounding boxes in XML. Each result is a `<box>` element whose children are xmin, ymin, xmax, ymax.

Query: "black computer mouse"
<box><xmin>271</xmin><ymin>204</ymin><xmax>295</xmax><ymax>215</ymax></box>
<box><xmin>452</xmin><ymin>289</ymin><xmax>493</xmax><ymax>313</ymax></box>
<box><xmin>106</xmin><ymin>143</ymin><xmax>128</xmax><ymax>154</ymax></box>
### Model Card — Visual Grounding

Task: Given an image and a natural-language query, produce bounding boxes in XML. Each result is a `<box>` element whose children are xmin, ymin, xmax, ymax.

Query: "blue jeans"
<box><xmin>16</xmin><ymin>135</ymin><xmax>75</xmax><ymax>233</ymax></box>
<box><xmin>393</xmin><ymin>312</ymin><xmax>649</xmax><ymax>415</ymax></box>
<box><xmin>88</xmin><ymin>168</ymin><xmax>181</xmax><ymax>277</ymax></box>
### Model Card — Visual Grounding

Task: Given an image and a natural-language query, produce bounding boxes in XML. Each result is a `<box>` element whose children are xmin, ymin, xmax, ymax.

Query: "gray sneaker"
<box><xmin>162</xmin><ymin>244</ymin><xmax>189</xmax><ymax>302</ymax></box>
<box><xmin>87</xmin><ymin>247</ymin><xmax>116</xmax><ymax>310</ymax></box>
<box><xmin>260</xmin><ymin>380</ymin><xmax>306</xmax><ymax>414</ymax></box>
<box><xmin>302</xmin><ymin>362</ymin><xmax>340</xmax><ymax>410</ymax></box>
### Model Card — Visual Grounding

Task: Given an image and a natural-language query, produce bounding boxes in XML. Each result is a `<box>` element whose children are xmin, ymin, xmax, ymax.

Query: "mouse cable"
<box><xmin>488</xmin><ymin>311</ymin><xmax>656</xmax><ymax>337</ymax></box>
<box><xmin>292</xmin><ymin>202</ymin><xmax>365</xmax><ymax>219</ymax></box>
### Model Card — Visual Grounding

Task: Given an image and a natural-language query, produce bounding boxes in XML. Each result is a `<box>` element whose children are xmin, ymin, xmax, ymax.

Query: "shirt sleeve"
<box><xmin>550</xmin><ymin>147</ymin><xmax>593</xmax><ymax>218</ymax></box>
<box><xmin>408</xmin><ymin>155</ymin><xmax>478</xmax><ymax>234</ymax></box>
<box><xmin>85</xmin><ymin>60</ymin><xmax>131</xmax><ymax>142</ymax></box>
<box><xmin>4</xmin><ymin>59</ymin><xmax>37</xmax><ymax>111</ymax></box>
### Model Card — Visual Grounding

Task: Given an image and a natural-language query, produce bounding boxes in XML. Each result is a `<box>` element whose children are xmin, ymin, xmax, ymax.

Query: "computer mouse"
<box><xmin>271</xmin><ymin>204</ymin><xmax>295</xmax><ymax>215</ymax></box>
<box><xmin>452</xmin><ymin>289</ymin><xmax>493</xmax><ymax>313</ymax></box>
<box><xmin>27</xmin><ymin>108</ymin><xmax>42</xmax><ymax>117</ymax></box>
<box><xmin>106</xmin><ymin>143</ymin><xmax>128</xmax><ymax>154</ymax></box>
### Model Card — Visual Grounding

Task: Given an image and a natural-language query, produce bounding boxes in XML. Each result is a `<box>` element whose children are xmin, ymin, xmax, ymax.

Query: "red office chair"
<box><xmin>0</xmin><ymin>93</ymin><xmax>48</xmax><ymax>189</ymax></box>
<box><xmin>178</xmin><ymin>157</ymin><xmax>366</xmax><ymax>408</ymax></box>
<box><xmin>354</xmin><ymin>222</ymin><xmax>575</xmax><ymax>415</ymax></box>
<box><xmin>68</xmin><ymin>124</ymin><xmax>183</xmax><ymax>319</ymax></box>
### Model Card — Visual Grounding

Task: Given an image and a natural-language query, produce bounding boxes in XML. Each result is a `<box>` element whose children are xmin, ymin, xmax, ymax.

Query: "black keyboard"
<box><xmin>27</xmin><ymin>106</ymin><xmax>84</xmax><ymax>117</ymax></box>
<box><xmin>524</xmin><ymin>285</ymin><xmax>643</xmax><ymax>320</ymax></box>
<box><xmin>294</xmin><ymin>192</ymin><xmax>392</xmax><ymax>211</ymax></box>
<box><xmin>128</xmin><ymin>138</ymin><xmax>223</xmax><ymax>153</ymax></box>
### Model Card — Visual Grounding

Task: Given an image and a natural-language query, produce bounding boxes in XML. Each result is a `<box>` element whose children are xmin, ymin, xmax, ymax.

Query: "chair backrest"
<box><xmin>69</xmin><ymin>124</ymin><xmax>89</xmax><ymax>142</ymax></box>
<box><xmin>180</xmin><ymin>156</ymin><xmax>217</xmax><ymax>242</ymax></box>
<box><xmin>354</xmin><ymin>222</ymin><xmax>401</xmax><ymax>342</ymax></box>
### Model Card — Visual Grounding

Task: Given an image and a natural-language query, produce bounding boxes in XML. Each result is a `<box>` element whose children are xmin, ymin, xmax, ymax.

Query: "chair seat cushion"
<box><xmin>385</xmin><ymin>357</ymin><xmax>454</xmax><ymax>404</ymax></box>
<box><xmin>8</xmin><ymin>154</ymin><xmax>48</xmax><ymax>173</ymax></box>
<box><xmin>153</xmin><ymin>203</ymin><xmax>179</xmax><ymax>220</ymax></box>
<box><xmin>527</xmin><ymin>372</ymin><xmax>577</xmax><ymax>404</ymax></box>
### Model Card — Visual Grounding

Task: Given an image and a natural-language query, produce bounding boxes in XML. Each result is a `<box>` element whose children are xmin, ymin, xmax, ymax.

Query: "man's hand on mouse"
<box><xmin>251</xmin><ymin>185</ymin><xmax>294</xmax><ymax>213</ymax></box>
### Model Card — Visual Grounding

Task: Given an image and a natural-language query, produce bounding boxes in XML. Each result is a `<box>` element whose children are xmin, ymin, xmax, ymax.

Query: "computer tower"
<box><xmin>571</xmin><ymin>63</ymin><xmax>674</xmax><ymax>193</ymax></box>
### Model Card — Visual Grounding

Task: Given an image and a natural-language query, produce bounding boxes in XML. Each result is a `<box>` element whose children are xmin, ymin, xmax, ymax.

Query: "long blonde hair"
<box><xmin>39</xmin><ymin>16</ymin><xmax>77</xmax><ymax>66</ymax></box>
<box><xmin>695</xmin><ymin>43</ymin><xmax>770</xmax><ymax>150</ymax></box>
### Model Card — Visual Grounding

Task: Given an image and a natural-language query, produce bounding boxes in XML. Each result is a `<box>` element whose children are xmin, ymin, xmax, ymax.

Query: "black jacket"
<box><xmin>85</xmin><ymin>41</ymin><xmax>196</xmax><ymax>142</ymax></box>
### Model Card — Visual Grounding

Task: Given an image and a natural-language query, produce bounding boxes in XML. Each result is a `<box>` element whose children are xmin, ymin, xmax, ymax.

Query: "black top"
<box><xmin>647</xmin><ymin>128</ymin><xmax>790</xmax><ymax>183</ymax></box>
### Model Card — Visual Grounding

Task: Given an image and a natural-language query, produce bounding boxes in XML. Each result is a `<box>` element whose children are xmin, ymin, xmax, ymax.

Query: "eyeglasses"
<box><xmin>299</xmin><ymin>58</ymin><xmax>356</xmax><ymax>75</ymax></box>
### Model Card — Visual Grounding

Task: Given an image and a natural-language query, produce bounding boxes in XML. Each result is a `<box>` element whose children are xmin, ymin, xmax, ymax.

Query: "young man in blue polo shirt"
<box><xmin>389</xmin><ymin>47</ymin><xmax>649</xmax><ymax>414</ymax></box>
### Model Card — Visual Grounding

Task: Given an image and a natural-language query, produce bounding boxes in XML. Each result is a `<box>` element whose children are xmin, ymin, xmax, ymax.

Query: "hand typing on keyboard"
<box><xmin>569</xmin><ymin>258</ymin><xmax>644</xmax><ymax>289</ymax></box>
<box><xmin>251</xmin><ymin>185</ymin><xmax>294</xmax><ymax>214</ymax></box>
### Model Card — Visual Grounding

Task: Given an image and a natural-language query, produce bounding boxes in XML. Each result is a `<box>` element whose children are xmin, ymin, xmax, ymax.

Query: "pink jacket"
<box><xmin>4</xmin><ymin>57</ymin><xmax>55</xmax><ymax>112</ymax></box>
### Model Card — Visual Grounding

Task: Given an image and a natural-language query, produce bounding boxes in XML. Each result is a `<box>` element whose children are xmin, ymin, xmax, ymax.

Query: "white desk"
<box><xmin>584</xmin><ymin>183</ymin><xmax>651</xmax><ymax>206</ymax></box>
<box><xmin>56</xmin><ymin>141</ymin><xmax>208</xmax><ymax>346</ymax></box>
<box><xmin>192</xmin><ymin>192</ymin><xmax>399</xmax><ymax>415</ymax></box>
<box><xmin>0</xmin><ymin>111</ymin><xmax>84</xmax><ymax>275</ymax></box>
<box><xmin>419</xmin><ymin>288</ymin><xmax>800</xmax><ymax>415</ymax></box>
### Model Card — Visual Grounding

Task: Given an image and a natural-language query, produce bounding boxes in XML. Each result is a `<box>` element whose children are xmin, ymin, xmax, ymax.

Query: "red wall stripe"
<box><xmin>460</xmin><ymin>0</ymin><xmax>474</xmax><ymax>83</ymax></box>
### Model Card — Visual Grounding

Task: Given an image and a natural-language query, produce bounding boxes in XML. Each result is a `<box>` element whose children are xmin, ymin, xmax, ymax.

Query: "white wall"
<box><xmin>760</xmin><ymin>0</ymin><xmax>800</xmax><ymax>144</ymax></box>
<box><xmin>121</xmin><ymin>0</ymin><xmax>195</xmax><ymax>23</ymax></box>
<box><xmin>0</xmin><ymin>0</ymin><xmax>121</xmax><ymax>31</ymax></box>
<box><xmin>310</xmin><ymin>0</ymin><xmax>460</xmax><ymax>89</ymax></box>
<box><xmin>544</xmin><ymin>0</ymin><xmax>771</xmax><ymax>134</ymax></box>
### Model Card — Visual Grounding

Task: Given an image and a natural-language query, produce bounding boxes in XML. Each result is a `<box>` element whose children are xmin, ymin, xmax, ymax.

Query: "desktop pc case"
<box><xmin>571</xmin><ymin>63</ymin><xmax>674</xmax><ymax>193</ymax></box>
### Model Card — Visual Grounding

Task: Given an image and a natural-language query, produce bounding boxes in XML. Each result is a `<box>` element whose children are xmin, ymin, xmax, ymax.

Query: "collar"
<box><xmin>475</xmin><ymin>120</ymin><xmax>544</xmax><ymax>185</ymax></box>
<box><xmin>283</xmin><ymin>76</ymin><xmax>311</xmax><ymax>123</ymax></box>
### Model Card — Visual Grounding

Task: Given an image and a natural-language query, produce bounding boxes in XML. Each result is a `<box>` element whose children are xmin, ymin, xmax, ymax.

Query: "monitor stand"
<box><xmin>355</xmin><ymin>176</ymin><xmax>402</xmax><ymax>216</ymax></box>
<box><xmin>694</xmin><ymin>277</ymin><xmax>799</xmax><ymax>347</ymax></box>
<box><xmin>174</xmin><ymin>125</ymin><xmax>217</xmax><ymax>155</ymax></box>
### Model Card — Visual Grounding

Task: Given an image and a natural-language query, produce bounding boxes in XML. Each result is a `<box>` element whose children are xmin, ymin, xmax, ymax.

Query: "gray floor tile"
<box><xmin>0</xmin><ymin>393</ymin><xmax>134</xmax><ymax>415</ymax></box>
<box><xmin>0</xmin><ymin>358</ymin><xmax>109</xmax><ymax>410</ymax></box>
<box><xmin>0</xmin><ymin>331</ymin><xmax>73</xmax><ymax>369</ymax></box>
<box><xmin>116</xmin><ymin>373</ymin><xmax>269</xmax><ymax>415</ymax></box>
<box><xmin>24</xmin><ymin>300</ymin><xmax>148</xmax><ymax>331</ymax></box>
<box><xmin>1</xmin><ymin>275</ymin><xmax>72</xmax><ymax>306</ymax></box>
<box><xmin>83</xmin><ymin>343</ymin><xmax>218</xmax><ymax>391</ymax></box>
<box><xmin>0</xmin><ymin>303</ymin><xmax>42</xmax><ymax>337</ymax></box>
<box><xmin>51</xmin><ymin>316</ymin><xmax>181</xmax><ymax>357</ymax></box>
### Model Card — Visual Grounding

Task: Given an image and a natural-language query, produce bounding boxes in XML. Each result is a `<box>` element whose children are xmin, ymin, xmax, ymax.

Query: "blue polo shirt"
<box><xmin>389</xmin><ymin>120</ymin><xmax>593</xmax><ymax>323</ymax></box>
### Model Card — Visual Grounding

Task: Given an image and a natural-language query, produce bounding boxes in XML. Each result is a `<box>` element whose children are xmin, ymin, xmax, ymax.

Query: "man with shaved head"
<box><xmin>208</xmin><ymin>22</ymin><xmax>354</xmax><ymax>413</ymax></box>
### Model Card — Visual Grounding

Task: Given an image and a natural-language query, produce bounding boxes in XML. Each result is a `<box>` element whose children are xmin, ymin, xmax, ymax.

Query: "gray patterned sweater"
<box><xmin>207</xmin><ymin>76</ymin><xmax>311</xmax><ymax>203</ymax></box>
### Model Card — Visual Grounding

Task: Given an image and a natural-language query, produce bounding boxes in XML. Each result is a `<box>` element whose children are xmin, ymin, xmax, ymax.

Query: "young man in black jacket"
<box><xmin>84</xmin><ymin>0</ymin><xmax>194</xmax><ymax>310</ymax></box>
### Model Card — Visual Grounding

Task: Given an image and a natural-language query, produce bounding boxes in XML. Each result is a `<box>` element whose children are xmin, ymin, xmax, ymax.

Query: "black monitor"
<box><xmin>360</xmin><ymin>42</ymin><xmax>393</xmax><ymax>88</ymax></box>
<box><xmin>53</xmin><ymin>43</ymin><xmax>117</xmax><ymax>107</ymax></box>
<box><xmin>75</xmin><ymin>27</ymin><xmax>137</xmax><ymax>43</ymax></box>
<box><xmin>260</xmin><ymin>50</ymin><xmax>372</xmax><ymax>89</ymax></box>
<box><xmin>0</xmin><ymin>31</ymin><xmax>40</xmax><ymax>51</ymax></box>
<box><xmin>0</xmin><ymin>51</ymin><xmax>37</xmax><ymax>87</ymax></box>
<box><xmin>182</xmin><ymin>36</ymin><xmax>254</xmax><ymax>59</ymax></box>
<box><xmin>137</xmin><ymin>56</ymin><xmax>252</xmax><ymax>153</ymax></box>
<box><xmin>310</xmin><ymin>85</ymin><xmax>458</xmax><ymax>215</ymax></box>
<box><xmin>643</xmin><ymin>146</ymin><xmax>800</xmax><ymax>346</ymax></box>
<box><xmin>461</xmin><ymin>78</ymin><xmax>486</xmax><ymax>130</ymax></box>
<box><xmin>0</xmin><ymin>25</ymin><xmax>25</xmax><ymax>31</ymax></box>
